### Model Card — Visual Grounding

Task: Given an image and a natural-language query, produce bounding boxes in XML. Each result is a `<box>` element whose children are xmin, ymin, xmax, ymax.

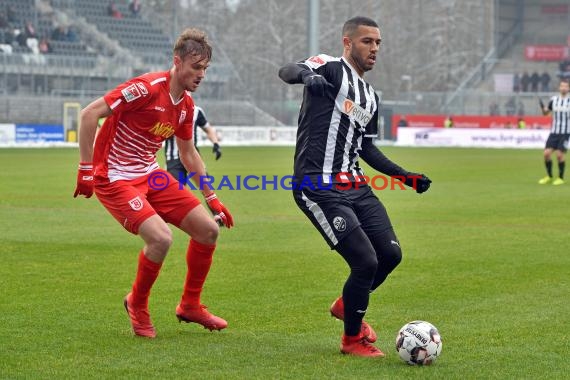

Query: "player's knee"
<box><xmin>354</xmin><ymin>255</ymin><xmax>378</xmax><ymax>281</ymax></box>
<box><xmin>199</xmin><ymin>220</ymin><xmax>219</xmax><ymax>244</ymax></box>
<box><xmin>148</xmin><ymin>229</ymin><xmax>173</xmax><ymax>252</ymax></box>
<box><xmin>544</xmin><ymin>151</ymin><xmax>552</xmax><ymax>160</ymax></box>
<box><xmin>385</xmin><ymin>244</ymin><xmax>402</xmax><ymax>271</ymax></box>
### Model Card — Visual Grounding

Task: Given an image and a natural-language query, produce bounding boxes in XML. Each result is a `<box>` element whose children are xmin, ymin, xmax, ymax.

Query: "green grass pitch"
<box><xmin>0</xmin><ymin>146</ymin><xmax>568</xmax><ymax>379</ymax></box>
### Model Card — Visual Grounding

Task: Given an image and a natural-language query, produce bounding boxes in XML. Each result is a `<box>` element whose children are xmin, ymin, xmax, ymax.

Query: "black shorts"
<box><xmin>293</xmin><ymin>185</ymin><xmax>393</xmax><ymax>249</ymax></box>
<box><xmin>545</xmin><ymin>134</ymin><xmax>570</xmax><ymax>152</ymax></box>
<box><xmin>166</xmin><ymin>158</ymin><xmax>186</xmax><ymax>181</ymax></box>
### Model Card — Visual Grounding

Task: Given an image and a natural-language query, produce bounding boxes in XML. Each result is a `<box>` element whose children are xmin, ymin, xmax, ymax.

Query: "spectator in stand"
<box><xmin>517</xmin><ymin>100</ymin><xmax>525</xmax><ymax>117</ymax></box>
<box><xmin>505</xmin><ymin>97</ymin><xmax>516</xmax><ymax>116</ymax></box>
<box><xmin>0</xmin><ymin>12</ymin><xmax>8</xmax><ymax>28</ymax></box>
<box><xmin>51</xmin><ymin>25</ymin><xmax>66</xmax><ymax>41</ymax></box>
<box><xmin>6</xmin><ymin>5</ymin><xmax>17</xmax><ymax>24</ymax></box>
<box><xmin>530</xmin><ymin>71</ymin><xmax>540</xmax><ymax>92</ymax></box>
<box><xmin>489</xmin><ymin>102</ymin><xmax>500</xmax><ymax>116</ymax></box>
<box><xmin>24</xmin><ymin>21</ymin><xmax>37</xmax><ymax>39</ymax></box>
<box><xmin>513</xmin><ymin>72</ymin><xmax>521</xmax><ymax>92</ymax></box>
<box><xmin>444</xmin><ymin>116</ymin><xmax>453</xmax><ymax>128</ymax></box>
<box><xmin>517</xmin><ymin>118</ymin><xmax>526</xmax><ymax>129</ymax></box>
<box><xmin>559</xmin><ymin>59</ymin><xmax>570</xmax><ymax>76</ymax></box>
<box><xmin>38</xmin><ymin>37</ymin><xmax>52</xmax><ymax>54</ymax></box>
<box><xmin>129</xmin><ymin>0</ymin><xmax>142</xmax><ymax>17</ymax></box>
<box><xmin>397</xmin><ymin>116</ymin><xmax>408</xmax><ymax>128</ymax></box>
<box><xmin>107</xmin><ymin>1</ymin><xmax>123</xmax><ymax>19</ymax></box>
<box><xmin>541</xmin><ymin>71</ymin><xmax>551</xmax><ymax>92</ymax></box>
<box><xmin>66</xmin><ymin>25</ymin><xmax>77</xmax><ymax>42</ymax></box>
<box><xmin>521</xmin><ymin>71</ymin><xmax>530</xmax><ymax>92</ymax></box>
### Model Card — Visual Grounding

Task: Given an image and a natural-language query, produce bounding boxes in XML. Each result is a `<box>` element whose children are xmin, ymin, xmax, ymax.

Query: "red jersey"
<box><xmin>93</xmin><ymin>71</ymin><xmax>194</xmax><ymax>182</ymax></box>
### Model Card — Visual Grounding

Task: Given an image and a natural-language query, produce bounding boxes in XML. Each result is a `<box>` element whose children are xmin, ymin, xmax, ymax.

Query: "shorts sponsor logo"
<box><xmin>333</xmin><ymin>216</ymin><xmax>346</xmax><ymax>232</ymax></box>
<box><xmin>342</xmin><ymin>99</ymin><xmax>372</xmax><ymax>127</ymax></box>
<box><xmin>121</xmin><ymin>84</ymin><xmax>142</xmax><ymax>102</ymax></box>
<box><xmin>128</xmin><ymin>196</ymin><xmax>143</xmax><ymax>211</ymax></box>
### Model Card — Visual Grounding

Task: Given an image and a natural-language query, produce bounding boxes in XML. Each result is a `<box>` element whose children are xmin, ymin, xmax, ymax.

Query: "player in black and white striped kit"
<box><xmin>539</xmin><ymin>78</ymin><xmax>570</xmax><ymax>185</ymax></box>
<box><xmin>164</xmin><ymin>105</ymin><xmax>221</xmax><ymax>181</ymax></box>
<box><xmin>279</xmin><ymin>16</ymin><xmax>431</xmax><ymax>358</ymax></box>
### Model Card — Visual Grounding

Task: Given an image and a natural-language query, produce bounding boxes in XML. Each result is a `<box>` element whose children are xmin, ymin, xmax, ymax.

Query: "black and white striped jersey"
<box><xmin>548</xmin><ymin>95</ymin><xmax>570</xmax><ymax>134</ymax></box>
<box><xmin>164</xmin><ymin>105</ymin><xmax>209</xmax><ymax>161</ymax></box>
<box><xmin>293</xmin><ymin>54</ymin><xmax>379</xmax><ymax>184</ymax></box>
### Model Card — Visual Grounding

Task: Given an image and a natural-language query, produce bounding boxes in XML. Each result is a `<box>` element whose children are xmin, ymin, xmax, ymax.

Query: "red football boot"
<box><xmin>123</xmin><ymin>292</ymin><xmax>156</xmax><ymax>338</ymax></box>
<box><xmin>176</xmin><ymin>304</ymin><xmax>228</xmax><ymax>331</ymax></box>
<box><xmin>330</xmin><ymin>296</ymin><xmax>378</xmax><ymax>343</ymax></box>
<box><xmin>341</xmin><ymin>333</ymin><xmax>385</xmax><ymax>358</ymax></box>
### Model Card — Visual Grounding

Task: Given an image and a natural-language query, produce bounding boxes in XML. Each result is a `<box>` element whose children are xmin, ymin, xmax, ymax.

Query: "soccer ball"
<box><xmin>395</xmin><ymin>321</ymin><xmax>442</xmax><ymax>365</ymax></box>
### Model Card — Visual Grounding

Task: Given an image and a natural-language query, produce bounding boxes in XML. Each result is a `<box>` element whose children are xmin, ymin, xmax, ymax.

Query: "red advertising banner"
<box><xmin>525</xmin><ymin>45</ymin><xmax>569</xmax><ymax>61</ymax></box>
<box><xmin>541</xmin><ymin>4</ymin><xmax>568</xmax><ymax>14</ymax></box>
<box><xmin>392</xmin><ymin>115</ymin><xmax>551</xmax><ymax>137</ymax></box>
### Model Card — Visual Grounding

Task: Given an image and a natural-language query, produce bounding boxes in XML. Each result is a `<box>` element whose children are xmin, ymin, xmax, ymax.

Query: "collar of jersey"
<box><xmin>340</xmin><ymin>57</ymin><xmax>363</xmax><ymax>80</ymax></box>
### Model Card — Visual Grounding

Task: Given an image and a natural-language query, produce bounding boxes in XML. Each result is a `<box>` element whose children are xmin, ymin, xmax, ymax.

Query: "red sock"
<box><xmin>131</xmin><ymin>251</ymin><xmax>162</xmax><ymax>308</ymax></box>
<box><xmin>180</xmin><ymin>239</ymin><xmax>216</xmax><ymax>308</ymax></box>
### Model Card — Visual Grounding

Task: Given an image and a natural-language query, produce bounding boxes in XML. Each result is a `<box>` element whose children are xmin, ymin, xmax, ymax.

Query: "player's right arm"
<box><xmin>278</xmin><ymin>58</ymin><xmax>333</xmax><ymax>96</ymax></box>
<box><xmin>79</xmin><ymin>97</ymin><xmax>112</xmax><ymax>162</ymax></box>
<box><xmin>73</xmin><ymin>97</ymin><xmax>112</xmax><ymax>198</ymax></box>
<box><xmin>543</xmin><ymin>99</ymin><xmax>554</xmax><ymax>116</ymax></box>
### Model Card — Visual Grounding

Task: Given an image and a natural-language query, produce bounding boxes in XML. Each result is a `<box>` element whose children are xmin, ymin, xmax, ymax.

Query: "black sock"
<box><xmin>559</xmin><ymin>161</ymin><xmax>565</xmax><ymax>179</ymax></box>
<box><xmin>545</xmin><ymin>160</ymin><xmax>553</xmax><ymax>177</ymax></box>
<box><xmin>336</xmin><ymin>228</ymin><xmax>377</xmax><ymax>336</ymax></box>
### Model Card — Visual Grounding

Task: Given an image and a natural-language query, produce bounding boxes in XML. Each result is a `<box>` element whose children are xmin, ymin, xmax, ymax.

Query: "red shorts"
<box><xmin>94</xmin><ymin>169</ymin><xmax>201</xmax><ymax>234</ymax></box>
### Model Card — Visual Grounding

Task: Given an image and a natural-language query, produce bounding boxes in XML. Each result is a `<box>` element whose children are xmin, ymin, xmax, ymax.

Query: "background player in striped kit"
<box><xmin>164</xmin><ymin>105</ymin><xmax>221</xmax><ymax>181</ymax></box>
<box><xmin>279</xmin><ymin>16</ymin><xmax>431</xmax><ymax>357</ymax></box>
<box><xmin>73</xmin><ymin>28</ymin><xmax>233</xmax><ymax>338</ymax></box>
<box><xmin>538</xmin><ymin>78</ymin><xmax>570</xmax><ymax>185</ymax></box>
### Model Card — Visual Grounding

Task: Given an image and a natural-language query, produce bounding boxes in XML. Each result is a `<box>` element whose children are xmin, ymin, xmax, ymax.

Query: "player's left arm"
<box><xmin>360</xmin><ymin>107</ymin><xmax>431</xmax><ymax>194</ymax></box>
<box><xmin>177</xmin><ymin>137</ymin><xmax>233</xmax><ymax>227</ymax></box>
<box><xmin>177</xmin><ymin>136</ymin><xmax>211</xmax><ymax>195</ymax></box>
<box><xmin>203</xmin><ymin>123</ymin><xmax>222</xmax><ymax>160</ymax></box>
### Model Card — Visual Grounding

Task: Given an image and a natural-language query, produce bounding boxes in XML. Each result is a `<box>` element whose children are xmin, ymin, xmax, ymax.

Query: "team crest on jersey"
<box><xmin>179</xmin><ymin>110</ymin><xmax>187</xmax><ymax>124</ymax></box>
<box><xmin>128</xmin><ymin>196</ymin><xmax>143</xmax><ymax>211</ymax></box>
<box><xmin>121</xmin><ymin>84</ymin><xmax>142</xmax><ymax>103</ymax></box>
<box><xmin>342</xmin><ymin>99</ymin><xmax>372</xmax><ymax>127</ymax></box>
<box><xmin>333</xmin><ymin>216</ymin><xmax>346</xmax><ymax>232</ymax></box>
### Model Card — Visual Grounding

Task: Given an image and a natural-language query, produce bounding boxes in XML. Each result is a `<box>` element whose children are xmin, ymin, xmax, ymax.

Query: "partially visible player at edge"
<box><xmin>73</xmin><ymin>28</ymin><xmax>234</xmax><ymax>338</ymax></box>
<box><xmin>164</xmin><ymin>105</ymin><xmax>222</xmax><ymax>181</ymax></box>
<box><xmin>538</xmin><ymin>78</ymin><xmax>570</xmax><ymax>185</ymax></box>
<box><xmin>278</xmin><ymin>16</ymin><xmax>431</xmax><ymax>357</ymax></box>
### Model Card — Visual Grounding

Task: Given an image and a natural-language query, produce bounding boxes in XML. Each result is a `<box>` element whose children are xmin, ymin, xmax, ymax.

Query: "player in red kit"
<box><xmin>73</xmin><ymin>28</ymin><xmax>234</xmax><ymax>338</ymax></box>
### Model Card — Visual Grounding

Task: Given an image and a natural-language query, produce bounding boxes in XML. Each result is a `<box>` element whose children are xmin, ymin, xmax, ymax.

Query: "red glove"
<box><xmin>74</xmin><ymin>162</ymin><xmax>94</xmax><ymax>198</ymax></box>
<box><xmin>205</xmin><ymin>193</ymin><xmax>234</xmax><ymax>228</ymax></box>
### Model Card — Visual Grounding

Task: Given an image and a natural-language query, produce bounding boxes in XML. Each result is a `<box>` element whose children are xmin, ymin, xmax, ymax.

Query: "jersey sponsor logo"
<box><xmin>128</xmin><ymin>196</ymin><xmax>143</xmax><ymax>211</ymax></box>
<box><xmin>121</xmin><ymin>84</ymin><xmax>142</xmax><ymax>103</ymax></box>
<box><xmin>179</xmin><ymin>110</ymin><xmax>187</xmax><ymax>125</ymax></box>
<box><xmin>342</xmin><ymin>99</ymin><xmax>372</xmax><ymax>127</ymax></box>
<box><xmin>149</xmin><ymin>121</ymin><xmax>175</xmax><ymax>138</ymax></box>
<box><xmin>136</xmin><ymin>82</ymin><xmax>148</xmax><ymax>95</ymax></box>
<box><xmin>333</xmin><ymin>216</ymin><xmax>346</xmax><ymax>232</ymax></box>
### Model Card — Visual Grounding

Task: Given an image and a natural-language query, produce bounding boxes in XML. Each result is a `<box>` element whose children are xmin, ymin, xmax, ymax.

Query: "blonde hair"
<box><xmin>173</xmin><ymin>28</ymin><xmax>212</xmax><ymax>61</ymax></box>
